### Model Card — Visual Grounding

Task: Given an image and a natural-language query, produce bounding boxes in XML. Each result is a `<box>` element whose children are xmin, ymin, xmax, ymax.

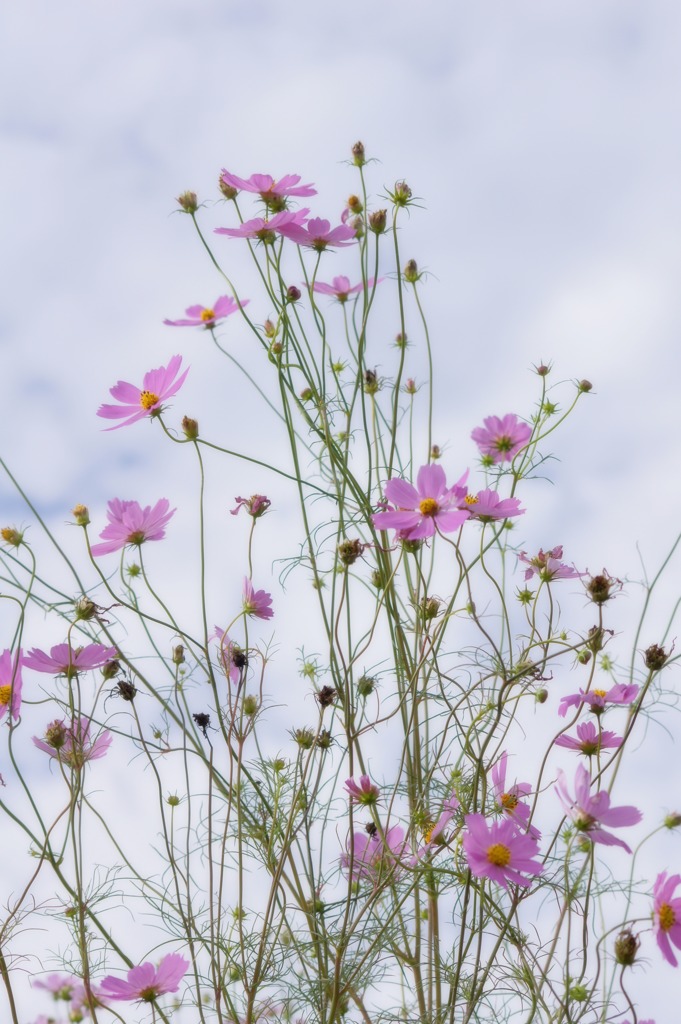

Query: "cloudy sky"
<box><xmin>2</xmin><ymin>0</ymin><xmax>681</xmax><ymax>1018</ymax></box>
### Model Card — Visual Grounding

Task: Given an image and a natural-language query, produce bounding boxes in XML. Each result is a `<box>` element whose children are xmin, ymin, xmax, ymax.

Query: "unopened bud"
<box><xmin>394</xmin><ymin>331</ymin><xmax>407</xmax><ymax>349</ymax></box>
<box><xmin>664</xmin><ymin>811</ymin><xmax>681</xmax><ymax>829</ymax></box>
<box><xmin>404</xmin><ymin>259</ymin><xmax>419</xmax><ymax>283</ymax></box>
<box><xmin>1</xmin><ymin>526</ymin><xmax>23</xmax><ymax>547</ymax></box>
<box><xmin>404</xmin><ymin>377</ymin><xmax>417</xmax><ymax>394</ymax></box>
<box><xmin>370</xmin><ymin>569</ymin><xmax>385</xmax><ymax>589</ymax></box>
<box><xmin>363</xmin><ymin>369</ymin><xmax>380</xmax><ymax>394</ymax></box>
<box><xmin>287</xmin><ymin>285</ymin><xmax>301</xmax><ymax>303</ymax></box>
<box><xmin>243</xmin><ymin>695</ymin><xmax>259</xmax><ymax>716</ymax></box>
<box><xmin>357</xmin><ymin>674</ymin><xmax>376</xmax><ymax>697</ymax></box>
<box><xmin>172</xmin><ymin>644</ymin><xmax>185</xmax><ymax>665</ymax></box>
<box><xmin>430</xmin><ymin>445</ymin><xmax>441</xmax><ymax>460</ymax></box>
<box><xmin>420</xmin><ymin>596</ymin><xmax>441</xmax><ymax>621</ymax></box>
<box><xmin>351</xmin><ymin>141</ymin><xmax>366</xmax><ymax>166</ymax></box>
<box><xmin>392</xmin><ymin>181</ymin><xmax>412</xmax><ymax>206</ymax></box>
<box><xmin>535</xmin><ymin>688</ymin><xmax>549</xmax><ymax>704</ymax></box>
<box><xmin>71</xmin><ymin>504</ymin><xmax>90</xmax><ymax>526</ymax></box>
<box><xmin>576</xmin><ymin>649</ymin><xmax>592</xmax><ymax>665</ymax></box>
<box><xmin>177</xmin><ymin>191</ymin><xmax>198</xmax><ymax>213</ymax></box>
<box><xmin>181</xmin><ymin>416</ymin><xmax>199</xmax><ymax>440</ymax></box>
<box><xmin>338</xmin><ymin>538</ymin><xmax>365</xmax><ymax>566</ymax></box>
<box><xmin>101</xmin><ymin>659</ymin><xmax>120</xmax><ymax>680</ymax></box>
<box><xmin>369</xmin><ymin>209</ymin><xmax>387</xmax><ymax>234</ymax></box>
<box><xmin>347</xmin><ymin>194</ymin><xmax>363</xmax><ymax>214</ymax></box>
<box><xmin>74</xmin><ymin>597</ymin><xmax>97</xmax><ymax>621</ymax></box>
<box><xmin>167</xmin><ymin>793</ymin><xmax>181</xmax><ymax>806</ymax></box>
<box><xmin>402</xmin><ymin>538</ymin><xmax>422</xmax><ymax>555</ymax></box>
<box><xmin>264</xmin><ymin>319</ymin><xmax>277</xmax><ymax>339</ymax></box>
<box><xmin>293</xmin><ymin>727</ymin><xmax>315</xmax><ymax>750</ymax></box>
<box><xmin>614</xmin><ymin>929</ymin><xmax>639</xmax><ymax>966</ymax></box>
<box><xmin>351</xmin><ymin>214</ymin><xmax>365</xmax><ymax>239</ymax></box>
<box><xmin>578</xmin><ymin>379</ymin><xmax>593</xmax><ymax>393</ymax></box>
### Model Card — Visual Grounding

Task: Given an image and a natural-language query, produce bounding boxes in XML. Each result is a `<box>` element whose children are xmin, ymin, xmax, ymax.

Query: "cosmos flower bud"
<box><xmin>316</xmin><ymin>728</ymin><xmax>333</xmax><ymax>750</ymax></box>
<box><xmin>1</xmin><ymin>526</ymin><xmax>23</xmax><ymax>547</ymax></box>
<box><xmin>535</xmin><ymin>688</ymin><xmax>549</xmax><ymax>704</ymax></box>
<box><xmin>243</xmin><ymin>695</ymin><xmax>259</xmax><ymax>716</ymax></box>
<box><xmin>338</xmin><ymin>539</ymin><xmax>365</xmax><ymax>566</ymax></box>
<box><xmin>536</xmin><ymin>363</ymin><xmax>551</xmax><ymax>376</ymax></box>
<box><xmin>293</xmin><ymin>727</ymin><xmax>315</xmax><ymax>750</ymax></box>
<box><xmin>614</xmin><ymin>929</ymin><xmax>639</xmax><ymax>966</ymax></box>
<box><xmin>347</xmin><ymin>194</ymin><xmax>363</xmax><ymax>214</ymax></box>
<box><xmin>368</xmin><ymin>209</ymin><xmax>387</xmax><ymax>234</ymax></box>
<box><xmin>404</xmin><ymin>259</ymin><xmax>420</xmax><ymax>283</ymax></box>
<box><xmin>263</xmin><ymin>319</ymin><xmax>277</xmax><ymax>339</ymax></box>
<box><xmin>300</xmin><ymin>387</ymin><xmax>315</xmax><ymax>403</ymax></box>
<box><xmin>167</xmin><ymin>794</ymin><xmax>181</xmax><ymax>806</ymax></box>
<box><xmin>286</xmin><ymin>285</ymin><xmax>301</xmax><ymax>303</ymax></box>
<box><xmin>404</xmin><ymin>377</ymin><xmax>417</xmax><ymax>394</ymax></box>
<box><xmin>576</xmin><ymin>649</ymin><xmax>591</xmax><ymax>665</ymax></box>
<box><xmin>351</xmin><ymin>141</ymin><xmax>366</xmax><ymax>166</ymax></box>
<box><xmin>182</xmin><ymin>416</ymin><xmax>199</xmax><ymax>439</ymax></box>
<box><xmin>351</xmin><ymin>214</ymin><xmax>365</xmax><ymax>239</ymax></box>
<box><xmin>172</xmin><ymin>644</ymin><xmax>185</xmax><ymax>665</ymax></box>
<box><xmin>664</xmin><ymin>811</ymin><xmax>681</xmax><ymax>829</ymax></box>
<box><xmin>644</xmin><ymin>643</ymin><xmax>669</xmax><ymax>671</ymax></box>
<box><xmin>357</xmin><ymin>674</ymin><xmax>376</xmax><ymax>697</ymax></box>
<box><xmin>419</xmin><ymin>596</ymin><xmax>441</xmax><ymax>621</ymax></box>
<box><xmin>430</xmin><ymin>445</ymin><xmax>441</xmax><ymax>460</ymax></box>
<box><xmin>391</xmin><ymin>181</ymin><xmax>412</xmax><ymax>206</ymax></box>
<box><xmin>71</xmin><ymin>504</ymin><xmax>90</xmax><ymax>526</ymax></box>
<box><xmin>363</xmin><ymin>369</ymin><xmax>380</xmax><ymax>394</ymax></box>
<box><xmin>586</xmin><ymin>572</ymin><xmax>617</xmax><ymax>604</ymax></box>
<box><xmin>101</xmin><ymin>659</ymin><xmax>120</xmax><ymax>680</ymax></box>
<box><xmin>177</xmin><ymin>191</ymin><xmax>198</xmax><ymax>213</ymax></box>
<box><xmin>577</xmin><ymin>379</ymin><xmax>593</xmax><ymax>393</ymax></box>
<box><xmin>74</xmin><ymin>597</ymin><xmax>98</xmax><ymax>621</ymax></box>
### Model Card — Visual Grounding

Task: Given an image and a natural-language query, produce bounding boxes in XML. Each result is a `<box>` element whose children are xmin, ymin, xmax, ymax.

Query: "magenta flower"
<box><xmin>490</xmin><ymin>752</ymin><xmax>540</xmax><ymax>839</ymax></box>
<box><xmin>215</xmin><ymin>209</ymin><xmax>308</xmax><ymax>244</ymax></box>
<box><xmin>90</xmin><ymin>498</ymin><xmax>175</xmax><ymax>557</ymax></box>
<box><xmin>460</xmin><ymin>489</ymin><xmax>524</xmax><ymax>523</ymax></box>
<box><xmin>220</xmin><ymin>171</ymin><xmax>316</xmax><ymax>209</ymax></box>
<box><xmin>341</xmin><ymin>825</ymin><xmax>409</xmax><ymax>881</ymax></box>
<box><xmin>345</xmin><ymin>775</ymin><xmax>380</xmax><ymax>805</ymax></box>
<box><xmin>554</xmin><ymin>720</ymin><xmax>623</xmax><ymax>755</ymax></box>
<box><xmin>33</xmin><ymin>716</ymin><xmax>112</xmax><ymax>767</ymax></box>
<box><xmin>278</xmin><ymin>216</ymin><xmax>357</xmax><ymax>251</ymax></box>
<box><xmin>163</xmin><ymin>295</ymin><xmax>248</xmax><ymax>328</ymax></box>
<box><xmin>555</xmin><ymin>763</ymin><xmax>642</xmax><ymax>852</ymax></box>
<box><xmin>311</xmin><ymin>276</ymin><xmax>380</xmax><ymax>302</ymax></box>
<box><xmin>33</xmin><ymin>973</ymin><xmax>77</xmax><ymax>999</ymax></box>
<box><xmin>462</xmin><ymin>814</ymin><xmax>543</xmax><ymax>890</ymax></box>
<box><xmin>0</xmin><ymin>648</ymin><xmax>22</xmax><ymax>720</ymax></box>
<box><xmin>213</xmin><ymin>626</ymin><xmax>245</xmax><ymax>686</ymax></box>
<box><xmin>97</xmin><ymin>355</ymin><xmax>189</xmax><ymax>430</ymax></box>
<box><xmin>24</xmin><ymin>643</ymin><xmax>117</xmax><ymax>678</ymax></box>
<box><xmin>558</xmin><ymin>683</ymin><xmax>639</xmax><ymax>718</ymax></box>
<box><xmin>100</xmin><ymin>953</ymin><xmax>189</xmax><ymax>1003</ymax></box>
<box><xmin>471</xmin><ymin>413</ymin><xmax>532</xmax><ymax>464</ymax></box>
<box><xmin>372</xmin><ymin>464</ymin><xmax>470</xmax><ymax>540</ymax></box>
<box><xmin>653</xmin><ymin>872</ymin><xmax>681</xmax><ymax>966</ymax></box>
<box><xmin>242</xmin><ymin>578</ymin><xmax>274</xmax><ymax>620</ymax></box>
<box><xmin>230</xmin><ymin>494</ymin><xmax>271</xmax><ymax>519</ymax></box>
<box><xmin>519</xmin><ymin>545</ymin><xmax>584</xmax><ymax>582</ymax></box>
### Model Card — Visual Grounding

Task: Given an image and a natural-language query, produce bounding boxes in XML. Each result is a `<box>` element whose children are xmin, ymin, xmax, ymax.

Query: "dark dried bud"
<box><xmin>243</xmin><ymin>694</ymin><xmax>259</xmax><ymax>716</ymax></box>
<box><xmin>365</xmin><ymin>822</ymin><xmax>377</xmax><ymax>836</ymax></box>
<box><xmin>578</xmin><ymin>379</ymin><xmax>593</xmax><ymax>393</ymax></box>
<box><xmin>315</xmin><ymin>685</ymin><xmax>337</xmax><ymax>708</ymax></box>
<box><xmin>182</xmin><ymin>416</ymin><xmax>199</xmax><ymax>440</ymax></box>
<box><xmin>193</xmin><ymin>712</ymin><xmax>211</xmax><ymax>737</ymax></box>
<box><xmin>430</xmin><ymin>444</ymin><xmax>441</xmax><ymax>460</ymax></box>
<box><xmin>586</xmin><ymin>572</ymin><xmax>617</xmax><ymax>604</ymax></box>
<box><xmin>172</xmin><ymin>644</ymin><xmax>185</xmax><ymax>665</ymax></box>
<box><xmin>101</xmin><ymin>659</ymin><xmax>121</xmax><ymax>680</ymax></box>
<box><xmin>357</xmin><ymin>674</ymin><xmax>376</xmax><ymax>697</ymax></box>
<box><xmin>316</xmin><ymin>728</ymin><xmax>333</xmax><ymax>750</ymax></box>
<box><xmin>351</xmin><ymin>141</ymin><xmax>366</xmax><ymax>166</ymax></box>
<box><xmin>404</xmin><ymin>259</ymin><xmax>419</xmax><ymax>283</ymax></box>
<box><xmin>644</xmin><ymin>643</ymin><xmax>669</xmax><ymax>671</ymax></box>
<box><xmin>177</xmin><ymin>191</ymin><xmax>198</xmax><ymax>213</ymax></box>
<box><xmin>231</xmin><ymin>647</ymin><xmax>248</xmax><ymax>670</ymax></box>
<box><xmin>287</xmin><ymin>285</ymin><xmax>301</xmax><ymax>303</ymax></box>
<box><xmin>614</xmin><ymin>929</ymin><xmax>639</xmax><ymax>966</ymax></box>
<box><xmin>338</xmin><ymin>538</ymin><xmax>365</xmax><ymax>566</ymax></box>
<box><xmin>115</xmin><ymin>679</ymin><xmax>137</xmax><ymax>701</ymax></box>
<box><xmin>293</xmin><ymin>727</ymin><xmax>315</xmax><ymax>750</ymax></box>
<box><xmin>368</xmin><ymin>209</ymin><xmax>387</xmax><ymax>234</ymax></box>
<box><xmin>363</xmin><ymin>369</ymin><xmax>380</xmax><ymax>394</ymax></box>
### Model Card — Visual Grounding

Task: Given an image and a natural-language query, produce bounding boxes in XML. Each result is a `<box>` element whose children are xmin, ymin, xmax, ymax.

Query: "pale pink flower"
<box><xmin>490</xmin><ymin>752</ymin><xmax>540</xmax><ymax>839</ymax></box>
<box><xmin>33</xmin><ymin>973</ymin><xmax>77</xmax><ymax>999</ymax></box>
<box><xmin>460</xmin><ymin>489</ymin><xmax>524</xmax><ymax>523</ymax></box>
<box><xmin>463</xmin><ymin>814</ymin><xmax>543</xmax><ymax>890</ymax></box>
<box><xmin>97</xmin><ymin>355</ymin><xmax>189</xmax><ymax>430</ymax></box>
<box><xmin>100</xmin><ymin>953</ymin><xmax>189</xmax><ymax>1002</ymax></box>
<box><xmin>371</xmin><ymin>464</ymin><xmax>470</xmax><ymax>540</ymax></box>
<box><xmin>230</xmin><ymin>494</ymin><xmax>271</xmax><ymax>518</ymax></box>
<box><xmin>163</xmin><ymin>295</ymin><xmax>248</xmax><ymax>328</ymax></box>
<box><xmin>215</xmin><ymin>209</ymin><xmax>308</xmax><ymax>243</ymax></box>
<box><xmin>558</xmin><ymin>683</ymin><xmax>639</xmax><ymax>718</ymax></box>
<box><xmin>653</xmin><ymin>871</ymin><xmax>681</xmax><ymax>966</ymax></box>
<box><xmin>219</xmin><ymin>171</ymin><xmax>316</xmax><ymax>209</ymax></box>
<box><xmin>554</xmin><ymin>720</ymin><xmax>623</xmax><ymax>755</ymax></box>
<box><xmin>24</xmin><ymin>643</ymin><xmax>117</xmax><ymax>678</ymax></box>
<box><xmin>213</xmin><ymin>626</ymin><xmax>246</xmax><ymax>686</ymax></box>
<box><xmin>345</xmin><ymin>775</ymin><xmax>380</xmax><ymax>805</ymax></box>
<box><xmin>33</xmin><ymin>716</ymin><xmax>112</xmax><ymax>767</ymax></box>
<box><xmin>0</xmin><ymin>648</ymin><xmax>22</xmax><ymax>720</ymax></box>
<box><xmin>341</xmin><ymin>825</ymin><xmax>409</xmax><ymax>881</ymax></box>
<box><xmin>519</xmin><ymin>545</ymin><xmax>584</xmax><ymax>582</ymax></box>
<box><xmin>242</xmin><ymin>578</ymin><xmax>273</xmax><ymax>620</ymax></box>
<box><xmin>90</xmin><ymin>498</ymin><xmax>175</xmax><ymax>557</ymax></box>
<box><xmin>311</xmin><ymin>275</ymin><xmax>381</xmax><ymax>302</ymax></box>
<box><xmin>471</xmin><ymin>413</ymin><xmax>532</xmax><ymax>463</ymax></box>
<box><xmin>555</xmin><ymin>763</ymin><xmax>641</xmax><ymax>852</ymax></box>
<box><xmin>278</xmin><ymin>216</ymin><xmax>357</xmax><ymax>251</ymax></box>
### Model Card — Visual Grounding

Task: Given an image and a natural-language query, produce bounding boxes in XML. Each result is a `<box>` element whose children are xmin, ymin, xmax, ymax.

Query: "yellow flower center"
<box><xmin>659</xmin><ymin>902</ymin><xmax>676</xmax><ymax>931</ymax></box>
<box><xmin>464</xmin><ymin>494</ymin><xmax>479</xmax><ymax>505</ymax></box>
<box><xmin>139</xmin><ymin>390</ymin><xmax>160</xmax><ymax>410</ymax></box>
<box><xmin>0</xmin><ymin>684</ymin><xmax>11</xmax><ymax>706</ymax></box>
<box><xmin>593</xmin><ymin>689</ymin><xmax>607</xmax><ymax>699</ymax></box>
<box><xmin>487</xmin><ymin>842</ymin><xmax>511</xmax><ymax>867</ymax></box>
<box><xmin>419</xmin><ymin>497</ymin><xmax>439</xmax><ymax>517</ymax></box>
<box><xmin>500</xmin><ymin>792</ymin><xmax>518</xmax><ymax>810</ymax></box>
<box><xmin>422</xmin><ymin>821</ymin><xmax>436</xmax><ymax>843</ymax></box>
<box><xmin>200</xmin><ymin>308</ymin><xmax>215</xmax><ymax>322</ymax></box>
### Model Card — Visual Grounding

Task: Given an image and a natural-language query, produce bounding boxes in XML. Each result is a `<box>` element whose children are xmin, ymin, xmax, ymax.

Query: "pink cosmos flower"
<box><xmin>0</xmin><ymin>648</ymin><xmax>22</xmax><ymax>720</ymax></box>
<box><xmin>33</xmin><ymin>973</ymin><xmax>77</xmax><ymax>999</ymax></box>
<box><xmin>471</xmin><ymin>413</ymin><xmax>532</xmax><ymax>464</ymax></box>
<box><xmin>558</xmin><ymin>683</ymin><xmax>639</xmax><ymax>718</ymax></box>
<box><xmin>100</xmin><ymin>953</ymin><xmax>189</xmax><ymax>1002</ymax></box>
<box><xmin>462</xmin><ymin>814</ymin><xmax>543</xmax><ymax>890</ymax></box>
<box><xmin>519</xmin><ymin>545</ymin><xmax>584</xmax><ymax>582</ymax></box>
<box><xmin>90</xmin><ymin>498</ymin><xmax>175</xmax><ymax>557</ymax></box>
<box><xmin>311</xmin><ymin>276</ymin><xmax>381</xmax><ymax>302</ymax></box>
<box><xmin>33</xmin><ymin>716</ymin><xmax>112</xmax><ymax>767</ymax></box>
<box><xmin>220</xmin><ymin>171</ymin><xmax>316</xmax><ymax>209</ymax></box>
<box><xmin>341</xmin><ymin>825</ymin><xmax>409</xmax><ymax>881</ymax></box>
<box><xmin>554</xmin><ymin>720</ymin><xmax>623</xmax><ymax>755</ymax></box>
<box><xmin>555</xmin><ymin>763</ymin><xmax>642</xmax><ymax>852</ymax></box>
<box><xmin>345</xmin><ymin>775</ymin><xmax>380</xmax><ymax>805</ymax></box>
<box><xmin>278</xmin><ymin>216</ymin><xmax>357</xmax><ymax>251</ymax></box>
<box><xmin>371</xmin><ymin>464</ymin><xmax>470</xmax><ymax>540</ymax></box>
<box><xmin>24</xmin><ymin>643</ymin><xmax>118</xmax><ymax>678</ymax></box>
<box><xmin>213</xmin><ymin>626</ymin><xmax>246</xmax><ymax>686</ymax></box>
<box><xmin>490</xmin><ymin>752</ymin><xmax>540</xmax><ymax>839</ymax></box>
<box><xmin>163</xmin><ymin>295</ymin><xmax>248</xmax><ymax>328</ymax></box>
<box><xmin>230</xmin><ymin>494</ymin><xmax>271</xmax><ymax>518</ymax></box>
<box><xmin>242</xmin><ymin>578</ymin><xmax>274</xmax><ymax>620</ymax></box>
<box><xmin>215</xmin><ymin>209</ymin><xmax>309</xmax><ymax>244</ymax></box>
<box><xmin>652</xmin><ymin>871</ymin><xmax>681</xmax><ymax>966</ymax></box>
<box><xmin>460</xmin><ymin>489</ymin><xmax>524</xmax><ymax>523</ymax></box>
<box><xmin>97</xmin><ymin>355</ymin><xmax>189</xmax><ymax>430</ymax></box>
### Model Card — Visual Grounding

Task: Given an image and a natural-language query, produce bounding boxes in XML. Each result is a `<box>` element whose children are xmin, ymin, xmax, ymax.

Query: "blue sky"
<box><xmin>2</xmin><ymin>1</ymin><xmax>681</xmax><ymax>1017</ymax></box>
